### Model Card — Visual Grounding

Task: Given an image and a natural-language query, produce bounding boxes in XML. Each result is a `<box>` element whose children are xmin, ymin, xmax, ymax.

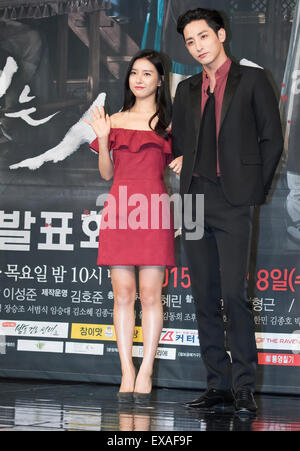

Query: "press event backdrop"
<box><xmin>0</xmin><ymin>0</ymin><xmax>299</xmax><ymax>394</ymax></box>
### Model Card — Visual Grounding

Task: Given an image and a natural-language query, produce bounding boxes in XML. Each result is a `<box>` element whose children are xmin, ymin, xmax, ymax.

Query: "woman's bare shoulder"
<box><xmin>110</xmin><ymin>111</ymin><xmax>128</xmax><ymax>128</ymax></box>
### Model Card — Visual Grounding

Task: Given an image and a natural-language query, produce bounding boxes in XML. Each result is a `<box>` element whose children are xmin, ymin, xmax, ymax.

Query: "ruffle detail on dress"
<box><xmin>89</xmin><ymin>128</ymin><xmax>172</xmax><ymax>155</ymax></box>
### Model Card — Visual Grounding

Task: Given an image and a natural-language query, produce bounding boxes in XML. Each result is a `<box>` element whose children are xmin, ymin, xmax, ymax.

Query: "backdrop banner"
<box><xmin>0</xmin><ymin>0</ymin><xmax>299</xmax><ymax>394</ymax></box>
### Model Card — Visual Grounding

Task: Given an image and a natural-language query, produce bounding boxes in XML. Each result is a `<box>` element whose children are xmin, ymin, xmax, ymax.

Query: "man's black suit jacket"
<box><xmin>172</xmin><ymin>61</ymin><xmax>284</xmax><ymax>206</ymax></box>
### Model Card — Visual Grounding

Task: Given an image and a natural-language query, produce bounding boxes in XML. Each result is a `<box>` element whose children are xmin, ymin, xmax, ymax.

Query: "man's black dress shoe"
<box><xmin>234</xmin><ymin>388</ymin><xmax>257</xmax><ymax>415</ymax></box>
<box><xmin>184</xmin><ymin>389</ymin><xmax>234</xmax><ymax>411</ymax></box>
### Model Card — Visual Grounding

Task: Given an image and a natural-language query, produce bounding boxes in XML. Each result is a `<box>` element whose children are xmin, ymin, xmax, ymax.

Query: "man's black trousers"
<box><xmin>182</xmin><ymin>176</ymin><xmax>258</xmax><ymax>392</ymax></box>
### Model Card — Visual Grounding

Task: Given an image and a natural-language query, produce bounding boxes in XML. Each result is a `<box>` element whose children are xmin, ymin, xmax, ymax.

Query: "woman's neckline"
<box><xmin>111</xmin><ymin>127</ymin><xmax>171</xmax><ymax>133</ymax></box>
<box><xmin>111</xmin><ymin>127</ymin><xmax>155</xmax><ymax>132</ymax></box>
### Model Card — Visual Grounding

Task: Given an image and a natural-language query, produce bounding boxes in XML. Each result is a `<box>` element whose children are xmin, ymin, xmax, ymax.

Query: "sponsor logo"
<box><xmin>160</xmin><ymin>328</ymin><xmax>199</xmax><ymax>346</ymax></box>
<box><xmin>132</xmin><ymin>346</ymin><xmax>176</xmax><ymax>360</ymax></box>
<box><xmin>0</xmin><ymin>320</ymin><xmax>68</xmax><ymax>338</ymax></box>
<box><xmin>17</xmin><ymin>340</ymin><xmax>64</xmax><ymax>353</ymax></box>
<box><xmin>65</xmin><ymin>342</ymin><xmax>104</xmax><ymax>356</ymax></box>
<box><xmin>258</xmin><ymin>353</ymin><xmax>300</xmax><ymax>367</ymax></box>
<box><xmin>71</xmin><ymin>324</ymin><xmax>199</xmax><ymax>347</ymax></box>
<box><xmin>255</xmin><ymin>332</ymin><xmax>300</xmax><ymax>353</ymax></box>
<box><xmin>71</xmin><ymin>323</ymin><xmax>143</xmax><ymax>342</ymax></box>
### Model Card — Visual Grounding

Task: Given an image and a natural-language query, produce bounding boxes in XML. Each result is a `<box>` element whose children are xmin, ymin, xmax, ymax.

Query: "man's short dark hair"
<box><xmin>177</xmin><ymin>8</ymin><xmax>225</xmax><ymax>36</ymax></box>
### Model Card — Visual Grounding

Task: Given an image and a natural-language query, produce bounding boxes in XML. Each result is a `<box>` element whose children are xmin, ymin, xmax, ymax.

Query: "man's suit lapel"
<box><xmin>219</xmin><ymin>61</ymin><xmax>242</xmax><ymax>133</ymax></box>
<box><xmin>188</xmin><ymin>62</ymin><xmax>242</xmax><ymax>149</ymax></box>
<box><xmin>189</xmin><ymin>73</ymin><xmax>203</xmax><ymax>146</ymax></box>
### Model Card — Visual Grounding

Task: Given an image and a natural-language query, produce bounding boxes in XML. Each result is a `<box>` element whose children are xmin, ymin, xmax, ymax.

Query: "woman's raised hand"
<box><xmin>84</xmin><ymin>105</ymin><xmax>111</xmax><ymax>139</ymax></box>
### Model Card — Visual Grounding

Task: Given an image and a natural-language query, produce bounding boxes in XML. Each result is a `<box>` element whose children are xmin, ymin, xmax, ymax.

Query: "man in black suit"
<box><xmin>171</xmin><ymin>8</ymin><xmax>283</xmax><ymax>414</ymax></box>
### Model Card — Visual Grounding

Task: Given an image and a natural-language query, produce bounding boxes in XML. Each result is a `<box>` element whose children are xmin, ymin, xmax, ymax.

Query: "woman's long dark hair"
<box><xmin>123</xmin><ymin>49</ymin><xmax>172</xmax><ymax>139</ymax></box>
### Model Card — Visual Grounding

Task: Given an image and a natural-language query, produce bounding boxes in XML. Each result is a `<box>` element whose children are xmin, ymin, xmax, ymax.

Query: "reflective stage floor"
<box><xmin>0</xmin><ymin>379</ymin><xmax>299</xmax><ymax>432</ymax></box>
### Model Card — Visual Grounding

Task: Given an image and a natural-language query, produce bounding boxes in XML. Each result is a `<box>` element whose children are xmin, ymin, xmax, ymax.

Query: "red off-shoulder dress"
<box><xmin>90</xmin><ymin>128</ymin><xmax>175</xmax><ymax>267</ymax></box>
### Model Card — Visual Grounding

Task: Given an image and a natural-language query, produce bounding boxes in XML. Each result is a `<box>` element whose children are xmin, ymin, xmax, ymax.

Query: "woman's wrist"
<box><xmin>97</xmin><ymin>135</ymin><xmax>110</xmax><ymax>150</ymax></box>
<box><xmin>97</xmin><ymin>134</ymin><xmax>109</xmax><ymax>141</ymax></box>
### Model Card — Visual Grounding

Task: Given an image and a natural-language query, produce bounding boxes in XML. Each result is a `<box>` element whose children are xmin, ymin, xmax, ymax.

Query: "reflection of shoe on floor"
<box><xmin>287</xmin><ymin>221</ymin><xmax>300</xmax><ymax>243</ymax></box>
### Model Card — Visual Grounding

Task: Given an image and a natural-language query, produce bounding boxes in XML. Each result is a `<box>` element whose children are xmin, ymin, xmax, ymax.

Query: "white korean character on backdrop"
<box><xmin>80</xmin><ymin>210</ymin><xmax>101</xmax><ymax>248</ymax></box>
<box><xmin>81</xmin><ymin>291</ymin><xmax>92</xmax><ymax>303</ymax></box>
<box><xmin>25</xmin><ymin>288</ymin><xmax>37</xmax><ymax>302</ymax></box>
<box><xmin>33</xmin><ymin>265</ymin><xmax>48</xmax><ymax>283</ymax></box>
<box><xmin>0</xmin><ymin>210</ymin><xmax>36</xmax><ymax>251</ymax></box>
<box><xmin>4</xmin><ymin>265</ymin><xmax>20</xmax><ymax>282</ymax></box>
<box><xmin>92</xmin><ymin>291</ymin><xmax>103</xmax><ymax>305</ymax></box>
<box><xmin>171</xmin><ymin>294</ymin><xmax>182</xmax><ymax>308</ymax></box>
<box><xmin>18</xmin><ymin>265</ymin><xmax>35</xmax><ymax>281</ymax></box>
<box><xmin>87</xmin><ymin>268</ymin><xmax>102</xmax><ymax>286</ymax></box>
<box><xmin>38</xmin><ymin>212</ymin><xmax>73</xmax><ymax>251</ymax></box>
<box><xmin>263</xmin><ymin>298</ymin><xmax>276</xmax><ymax>312</ymax></box>
<box><xmin>52</xmin><ymin>266</ymin><xmax>67</xmax><ymax>283</ymax></box>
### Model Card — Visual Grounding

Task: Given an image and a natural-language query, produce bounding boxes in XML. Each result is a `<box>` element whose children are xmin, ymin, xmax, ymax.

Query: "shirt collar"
<box><xmin>203</xmin><ymin>57</ymin><xmax>232</xmax><ymax>82</ymax></box>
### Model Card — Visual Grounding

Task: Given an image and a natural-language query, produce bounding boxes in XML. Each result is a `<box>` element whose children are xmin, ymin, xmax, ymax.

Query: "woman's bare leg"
<box><xmin>111</xmin><ymin>265</ymin><xmax>136</xmax><ymax>392</ymax></box>
<box><xmin>134</xmin><ymin>265</ymin><xmax>165</xmax><ymax>394</ymax></box>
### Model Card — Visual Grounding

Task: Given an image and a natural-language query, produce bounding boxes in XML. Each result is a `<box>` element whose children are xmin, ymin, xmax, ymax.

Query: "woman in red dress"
<box><xmin>85</xmin><ymin>50</ymin><xmax>183</xmax><ymax>403</ymax></box>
